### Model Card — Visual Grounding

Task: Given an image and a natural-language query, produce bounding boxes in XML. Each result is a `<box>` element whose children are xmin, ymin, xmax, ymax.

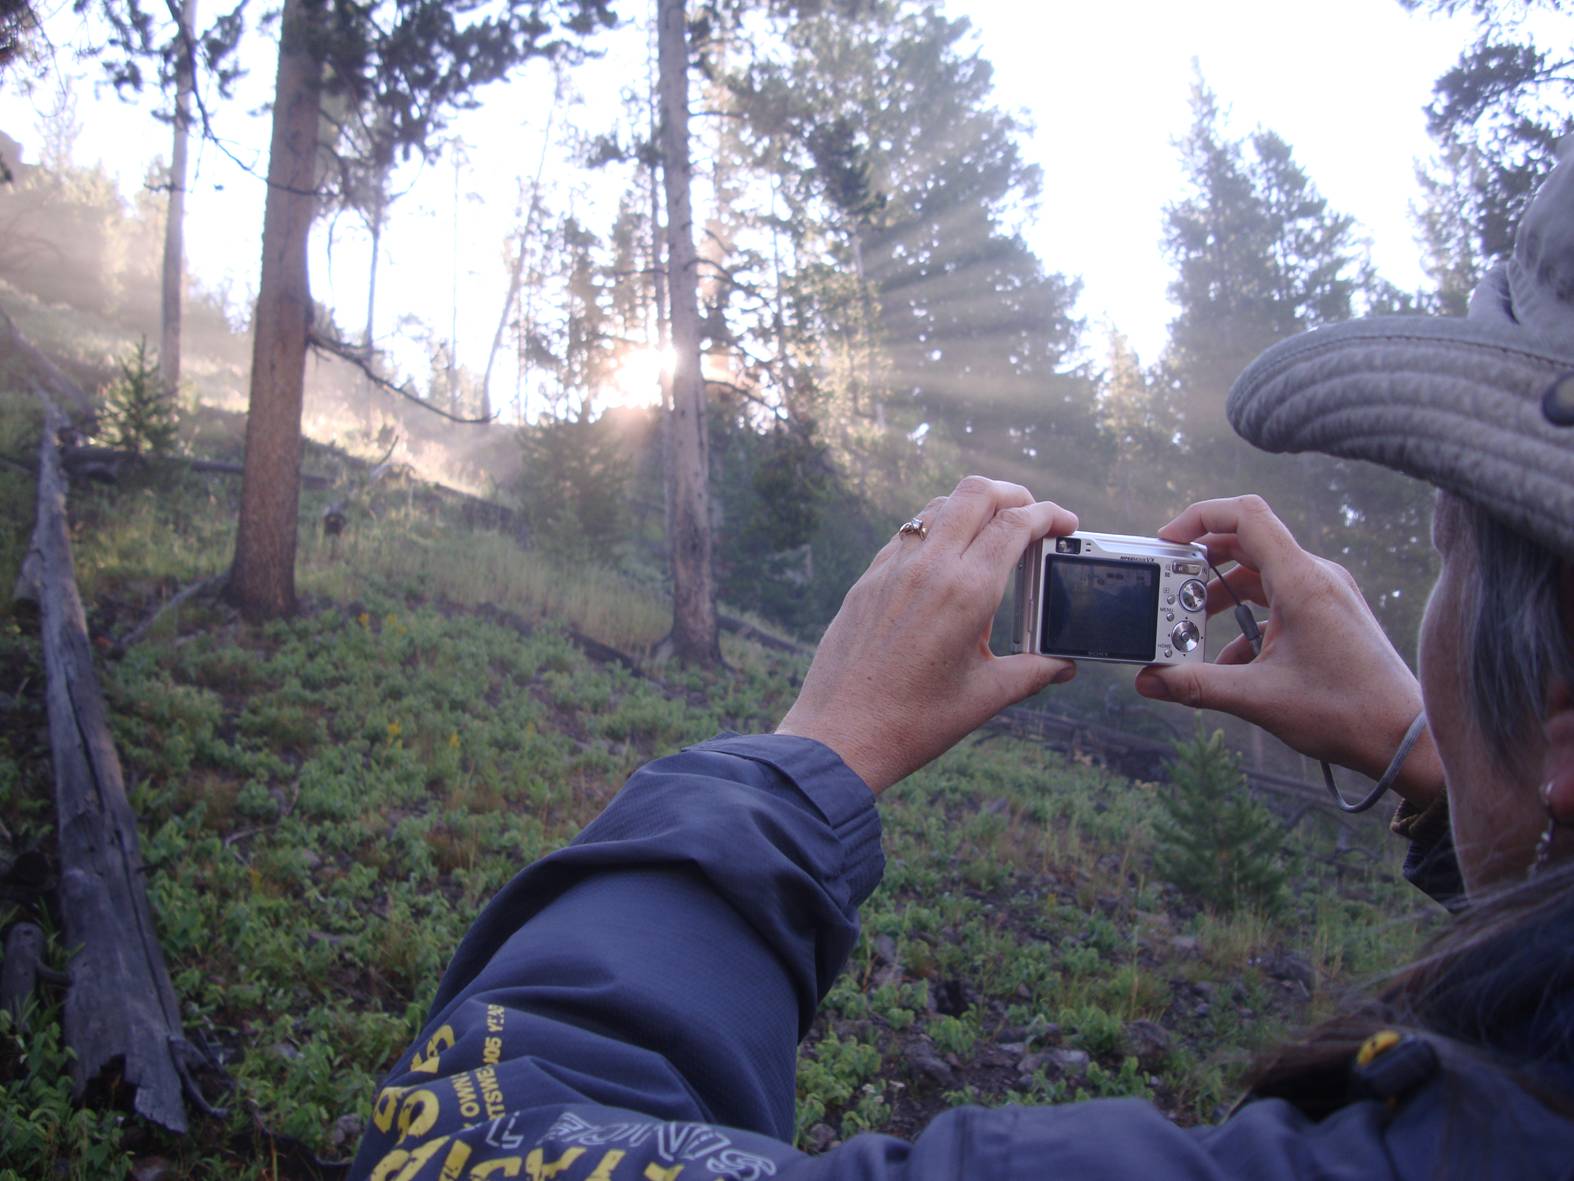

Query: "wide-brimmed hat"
<box><xmin>1227</xmin><ymin>150</ymin><xmax>1574</xmax><ymax>558</ymax></box>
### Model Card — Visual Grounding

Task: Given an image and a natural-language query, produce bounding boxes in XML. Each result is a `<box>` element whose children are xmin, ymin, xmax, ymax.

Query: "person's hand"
<box><xmin>1133</xmin><ymin>495</ymin><xmax>1443</xmax><ymax>807</ymax></box>
<box><xmin>777</xmin><ymin>476</ymin><xmax>1079</xmax><ymax>795</ymax></box>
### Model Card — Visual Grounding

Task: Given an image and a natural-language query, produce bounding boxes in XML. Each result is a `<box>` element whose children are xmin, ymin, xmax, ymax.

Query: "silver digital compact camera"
<box><xmin>1012</xmin><ymin>532</ymin><xmax>1210</xmax><ymax>666</ymax></box>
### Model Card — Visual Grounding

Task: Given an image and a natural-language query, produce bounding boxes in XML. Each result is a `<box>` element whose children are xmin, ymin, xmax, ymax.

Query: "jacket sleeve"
<box><xmin>350</xmin><ymin>734</ymin><xmax>1518</xmax><ymax>1181</ymax></box>
<box><xmin>1390</xmin><ymin>796</ymin><xmax>1467</xmax><ymax>912</ymax></box>
<box><xmin>348</xmin><ymin>733</ymin><xmax>884</xmax><ymax>1180</ymax></box>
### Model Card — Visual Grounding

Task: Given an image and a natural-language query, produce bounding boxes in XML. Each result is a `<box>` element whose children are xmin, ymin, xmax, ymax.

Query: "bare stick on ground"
<box><xmin>113</xmin><ymin>573</ymin><xmax>226</xmax><ymax>656</ymax></box>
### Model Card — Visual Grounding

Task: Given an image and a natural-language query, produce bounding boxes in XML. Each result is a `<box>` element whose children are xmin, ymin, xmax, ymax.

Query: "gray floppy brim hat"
<box><xmin>1226</xmin><ymin>153</ymin><xmax>1574</xmax><ymax>559</ymax></box>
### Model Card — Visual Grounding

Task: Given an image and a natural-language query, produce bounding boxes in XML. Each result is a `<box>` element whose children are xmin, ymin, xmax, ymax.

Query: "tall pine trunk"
<box><xmin>656</xmin><ymin>0</ymin><xmax>718</xmax><ymax>664</ymax></box>
<box><xmin>158</xmin><ymin>0</ymin><xmax>196</xmax><ymax>399</ymax></box>
<box><xmin>648</xmin><ymin>54</ymin><xmax>674</xmax><ymax>571</ymax></box>
<box><xmin>228</xmin><ymin>0</ymin><xmax>323</xmax><ymax>620</ymax></box>
<box><xmin>363</xmin><ymin>208</ymin><xmax>381</xmax><ymax>348</ymax></box>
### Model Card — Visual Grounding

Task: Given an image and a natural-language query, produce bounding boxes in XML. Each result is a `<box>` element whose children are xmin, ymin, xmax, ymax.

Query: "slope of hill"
<box><xmin>0</xmin><ymin>323</ymin><xmax>1442</xmax><ymax>1179</ymax></box>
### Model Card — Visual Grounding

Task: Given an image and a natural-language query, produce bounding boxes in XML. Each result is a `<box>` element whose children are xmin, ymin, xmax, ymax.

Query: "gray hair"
<box><xmin>1461</xmin><ymin>499</ymin><xmax>1574</xmax><ymax>766</ymax></box>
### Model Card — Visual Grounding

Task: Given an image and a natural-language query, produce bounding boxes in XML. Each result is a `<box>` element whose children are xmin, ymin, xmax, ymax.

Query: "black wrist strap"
<box><xmin>1321</xmin><ymin>711</ymin><xmax>1429</xmax><ymax>814</ymax></box>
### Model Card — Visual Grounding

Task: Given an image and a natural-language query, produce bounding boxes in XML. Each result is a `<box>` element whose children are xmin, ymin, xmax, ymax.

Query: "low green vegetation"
<box><xmin>0</xmin><ymin>382</ymin><xmax>1443</xmax><ymax>1177</ymax></box>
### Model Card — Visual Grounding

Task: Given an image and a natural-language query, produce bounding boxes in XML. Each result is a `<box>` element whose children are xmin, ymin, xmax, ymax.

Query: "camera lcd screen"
<box><xmin>1040</xmin><ymin>557</ymin><xmax>1159</xmax><ymax>661</ymax></box>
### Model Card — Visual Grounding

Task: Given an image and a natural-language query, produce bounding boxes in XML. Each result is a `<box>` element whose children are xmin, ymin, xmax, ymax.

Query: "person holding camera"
<box><xmin>351</xmin><ymin>160</ymin><xmax>1574</xmax><ymax>1179</ymax></box>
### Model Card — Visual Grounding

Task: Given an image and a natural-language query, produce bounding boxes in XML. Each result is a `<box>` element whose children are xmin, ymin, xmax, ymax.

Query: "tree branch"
<box><xmin>155</xmin><ymin>0</ymin><xmax>326</xmax><ymax>198</ymax></box>
<box><xmin>703</xmin><ymin>376</ymin><xmax>785</xmax><ymax>419</ymax></box>
<box><xmin>309</xmin><ymin>333</ymin><xmax>497</xmax><ymax>424</ymax></box>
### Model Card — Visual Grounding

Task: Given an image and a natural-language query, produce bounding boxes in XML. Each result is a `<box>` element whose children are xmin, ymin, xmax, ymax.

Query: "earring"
<box><xmin>1530</xmin><ymin>778</ymin><xmax>1574</xmax><ymax>879</ymax></box>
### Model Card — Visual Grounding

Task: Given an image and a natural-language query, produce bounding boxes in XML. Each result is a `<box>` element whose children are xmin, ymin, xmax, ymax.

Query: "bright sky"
<box><xmin>965</xmin><ymin>0</ymin><xmax>1480</xmax><ymax>363</ymax></box>
<box><xmin>0</xmin><ymin>0</ymin><xmax>1510</xmax><ymax>409</ymax></box>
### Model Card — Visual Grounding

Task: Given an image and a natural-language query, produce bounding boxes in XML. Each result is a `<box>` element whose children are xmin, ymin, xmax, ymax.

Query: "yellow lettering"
<box><xmin>486</xmin><ymin>1004</ymin><xmax>506</xmax><ymax>1033</ymax></box>
<box><xmin>372</xmin><ymin>1134</ymin><xmax>451</xmax><ymax>1181</ymax></box>
<box><xmin>374</xmin><ymin>1084</ymin><xmax>412</xmax><ymax>1133</ymax></box>
<box><xmin>587</xmin><ymin>1150</ymin><xmax>626</xmax><ymax>1181</ymax></box>
<box><xmin>440</xmin><ymin>1141</ymin><xmax>475</xmax><ymax>1181</ymax></box>
<box><xmin>452</xmin><ymin>1072</ymin><xmax>481</xmax><ymax>1120</ymax></box>
<box><xmin>644</xmin><ymin>1166</ymin><xmax>684</xmax><ymax>1181</ymax></box>
<box><xmin>475</xmin><ymin>1066</ymin><xmax>506</xmax><ymax>1119</ymax></box>
<box><xmin>469</xmin><ymin>1159</ymin><xmax>522</xmax><ymax>1180</ymax></box>
<box><xmin>412</xmin><ymin>1025</ymin><xmax>457</xmax><ymax>1075</ymax></box>
<box><xmin>371</xmin><ymin>1149</ymin><xmax>410</xmax><ymax>1181</ymax></box>
<box><xmin>524</xmin><ymin>1147</ymin><xmax>586</xmax><ymax>1181</ymax></box>
<box><xmin>396</xmin><ymin>1090</ymin><xmax>441</xmax><ymax>1143</ymax></box>
<box><xmin>483</xmin><ymin>1036</ymin><xmax>503</xmax><ymax>1065</ymax></box>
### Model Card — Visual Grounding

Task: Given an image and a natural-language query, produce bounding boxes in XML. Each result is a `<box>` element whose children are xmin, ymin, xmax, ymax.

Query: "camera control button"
<box><xmin>1162</xmin><ymin>646</ymin><xmax>1173</xmax><ymax>658</ymax></box>
<box><xmin>1164</xmin><ymin>609</ymin><xmax>1174</xmax><ymax>622</ymax></box>
<box><xmin>1165</xmin><ymin>593</ymin><xmax>1176</xmax><ymax>606</ymax></box>
<box><xmin>1170</xmin><ymin>620</ymin><xmax>1201</xmax><ymax>653</ymax></box>
<box><xmin>1178</xmin><ymin>579</ymin><xmax>1207</xmax><ymax>612</ymax></box>
<box><xmin>1173</xmin><ymin>560</ymin><xmax>1202</xmax><ymax>575</ymax></box>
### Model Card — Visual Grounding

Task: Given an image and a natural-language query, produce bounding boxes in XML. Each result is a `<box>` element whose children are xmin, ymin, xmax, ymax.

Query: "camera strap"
<box><xmin>1208</xmin><ymin>562</ymin><xmax>1428</xmax><ymax>815</ymax></box>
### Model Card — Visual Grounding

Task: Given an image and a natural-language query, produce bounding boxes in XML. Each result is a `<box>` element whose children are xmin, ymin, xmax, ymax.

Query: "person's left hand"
<box><xmin>776</xmin><ymin>476</ymin><xmax>1079</xmax><ymax>794</ymax></box>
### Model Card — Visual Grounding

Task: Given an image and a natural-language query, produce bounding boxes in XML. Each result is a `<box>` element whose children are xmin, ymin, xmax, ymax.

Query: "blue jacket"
<box><xmin>349</xmin><ymin>736</ymin><xmax>1574</xmax><ymax>1180</ymax></box>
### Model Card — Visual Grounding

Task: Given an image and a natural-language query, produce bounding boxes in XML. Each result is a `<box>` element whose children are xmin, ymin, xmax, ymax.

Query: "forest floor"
<box><xmin>0</xmin><ymin>365</ymin><xmax>1445</xmax><ymax>1179</ymax></box>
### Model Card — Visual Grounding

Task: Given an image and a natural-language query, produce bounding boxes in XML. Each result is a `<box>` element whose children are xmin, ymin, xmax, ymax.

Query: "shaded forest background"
<box><xmin>1</xmin><ymin>0</ymin><xmax>1569</xmax><ymax>738</ymax></box>
<box><xmin>1</xmin><ymin>1</ymin><xmax>1572</xmax><ymax>1174</ymax></box>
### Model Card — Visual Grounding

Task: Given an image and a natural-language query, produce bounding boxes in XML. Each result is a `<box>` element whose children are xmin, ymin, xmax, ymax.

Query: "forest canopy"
<box><xmin>0</xmin><ymin>0</ymin><xmax>1566</xmax><ymax>644</ymax></box>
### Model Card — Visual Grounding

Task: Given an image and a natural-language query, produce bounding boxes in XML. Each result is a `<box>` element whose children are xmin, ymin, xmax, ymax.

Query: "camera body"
<box><xmin>1012</xmin><ymin>532</ymin><xmax>1210</xmax><ymax>666</ymax></box>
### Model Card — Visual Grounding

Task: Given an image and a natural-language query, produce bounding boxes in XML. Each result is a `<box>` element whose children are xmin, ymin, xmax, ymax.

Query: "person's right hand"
<box><xmin>1133</xmin><ymin>495</ymin><xmax>1443</xmax><ymax>808</ymax></box>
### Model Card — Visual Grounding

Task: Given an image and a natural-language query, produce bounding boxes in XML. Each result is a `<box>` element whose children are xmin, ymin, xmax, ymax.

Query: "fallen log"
<box><xmin>57</xmin><ymin>445</ymin><xmax>333</xmax><ymax>490</ymax></box>
<box><xmin>188</xmin><ymin>453</ymin><xmax>333</xmax><ymax>488</ymax></box>
<box><xmin>15</xmin><ymin>345</ymin><xmax>208</xmax><ymax>1131</ymax></box>
<box><xmin>718</xmin><ymin>613</ymin><xmax>800</xmax><ymax>654</ymax></box>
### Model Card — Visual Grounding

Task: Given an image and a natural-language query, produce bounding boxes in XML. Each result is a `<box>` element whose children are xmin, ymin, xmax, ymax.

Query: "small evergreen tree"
<box><xmin>1154</xmin><ymin>729</ymin><xmax>1287</xmax><ymax>915</ymax></box>
<box><xmin>516</xmin><ymin>409</ymin><xmax>635</xmax><ymax>563</ymax></box>
<box><xmin>101</xmin><ymin>336</ymin><xmax>178</xmax><ymax>456</ymax></box>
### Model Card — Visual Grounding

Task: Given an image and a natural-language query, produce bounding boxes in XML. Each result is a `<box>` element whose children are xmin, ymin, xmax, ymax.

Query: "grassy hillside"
<box><xmin>0</xmin><ymin>359</ymin><xmax>1443</xmax><ymax>1179</ymax></box>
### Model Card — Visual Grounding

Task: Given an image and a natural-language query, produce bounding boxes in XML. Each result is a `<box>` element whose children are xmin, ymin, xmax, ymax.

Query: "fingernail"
<box><xmin>1052</xmin><ymin>665</ymin><xmax>1076</xmax><ymax>685</ymax></box>
<box><xmin>1139</xmin><ymin>677</ymin><xmax>1171</xmax><ymax>701</ymax></box>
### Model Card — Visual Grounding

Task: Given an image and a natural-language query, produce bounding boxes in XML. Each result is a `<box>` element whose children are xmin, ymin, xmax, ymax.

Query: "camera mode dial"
<box><xmin>1178</xmin><ymin>578</ymin><xmax>1207</xmax><ymax>613</ymax></box>
<box><xmin>1170</xmin><ymin>619</ymin><xmax>1201</xmax><ymax>653</ymax></box>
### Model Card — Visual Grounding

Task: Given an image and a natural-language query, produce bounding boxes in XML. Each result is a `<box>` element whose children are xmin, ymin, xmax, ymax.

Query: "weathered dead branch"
<box><xmin>53</xmin><ymin>444</ymin><xmax>333</xmax><ymax>489</ymax></box>
<box><xmin>113</xmin><ymin>573</ymin><xmax>226</xmax><ymax>656</ymax></box>
<box><xmin>7</xmin><ymin>311</ymin><xmax>212</xmax><ymax>1132</ymax></box>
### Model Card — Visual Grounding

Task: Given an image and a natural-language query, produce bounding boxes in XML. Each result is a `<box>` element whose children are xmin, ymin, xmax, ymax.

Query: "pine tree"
<box><xmin>1158</xmin><ymin>72</ymin><xmax>1437</xmax><ymax>653</ymax></box>
<box><xmin>657</xmin><ymin>0</ymin><xmax>721</xmax><ymax>665</ymax></box>
<box><xmin>723</xmin><ymin>0</ymin><xmax>1100</xmax><ymax>494</ymax></box>
<box><xmin>102</xmin><ymin>336</ymin><xmax>179</xmax><ymax>456</ymax></box>
<box><xmin>1402</xmin><ymin>0</ymin><xmax>1571</xmax><ymax>299</ymax></box>
<box><xmin>1100</xmin><ymin>330</ymin><xmax>1178</xmax><ymax>527</ymax></box>
<box><xmin>1153</xmin><ymin>729</ymin><xmax>1287</xmax><ymax>916</ymax></box>
<box><xmin>517</xmin><ymin>409</ymin><xmax>635</xmax><ymax>563</ymax></box>
<box><xmin>138</xmin><ymin>0</ymin><xmax>618</xmax><ymax>620</ymax></box>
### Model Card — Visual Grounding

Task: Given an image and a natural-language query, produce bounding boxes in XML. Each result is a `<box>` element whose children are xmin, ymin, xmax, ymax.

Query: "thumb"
<box><xmin>989</xmin><ymin>653</ymin><xmax>1077</xmax><ymax>707</ymax></box>
<box><xmin>1134</xmin><ymin>660</ymin><xmax>1256</xmax><ymax>717</ymax></box>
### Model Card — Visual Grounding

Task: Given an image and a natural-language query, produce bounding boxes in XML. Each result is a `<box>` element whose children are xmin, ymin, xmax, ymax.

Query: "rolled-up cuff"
<box><xmin>1393</xmin><ymin>795</ymin><xmax>1467</xmax><ymax>912</ymax></box>
<box><xmin>1390</xmin><ymin>794</ymin><xmax>1450</xmax><ymax>844</ymax></box>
